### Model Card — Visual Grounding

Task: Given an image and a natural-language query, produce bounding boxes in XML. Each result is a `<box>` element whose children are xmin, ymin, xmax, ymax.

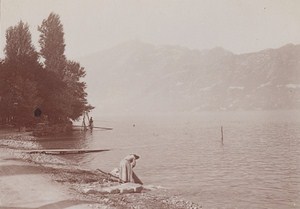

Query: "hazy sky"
<box><xmin>1</xmin><ymin>0</ymin><xmax>300</xmax><ymax>59</ymax></box>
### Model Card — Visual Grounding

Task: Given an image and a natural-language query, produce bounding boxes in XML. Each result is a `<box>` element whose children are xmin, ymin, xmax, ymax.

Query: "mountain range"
<box><xmin>79</xmin><ymin>41</ymin><xmax>300</xmax><ymax>114</ymax></box>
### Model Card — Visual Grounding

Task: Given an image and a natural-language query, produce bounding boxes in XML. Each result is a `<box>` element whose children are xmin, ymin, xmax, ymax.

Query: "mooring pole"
<box><xmin>221</xmin><ymin>126</ymin><xmax>224</xmax><ymax>144</ymax></box>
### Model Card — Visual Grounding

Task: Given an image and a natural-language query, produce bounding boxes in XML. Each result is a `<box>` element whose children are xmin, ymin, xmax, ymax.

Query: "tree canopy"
<box><xmin>38</xmin><ymin>13</ymin><xmax>66</xmax><ymax>78</ymax></box>
<box><xmin>0</xmin><ymin>14</ymin><xmax>93</xmax><ymax>129</ymax></box>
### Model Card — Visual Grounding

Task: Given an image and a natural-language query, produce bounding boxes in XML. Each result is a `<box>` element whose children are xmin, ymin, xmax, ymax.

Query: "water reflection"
<box><xmin>34</xmin><ymin>130</ymin><xmax>94</xmax><ymax>162</ymax></box>
<box><xmin>36</xmin><ymin>131</ymin><xmax>89</xmax><ymax>148</ymax></box>
<box><xmin>33</xmin><ymin>111</ymin><xmax>300</xmax><ymax>209</ymax></box>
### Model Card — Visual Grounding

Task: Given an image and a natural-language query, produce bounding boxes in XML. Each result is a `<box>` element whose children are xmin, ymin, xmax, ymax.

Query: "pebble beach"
<box><xmin>0</xmin><ymin>131</ymin><xmax>202</xmax><ymax>209</ymax></box>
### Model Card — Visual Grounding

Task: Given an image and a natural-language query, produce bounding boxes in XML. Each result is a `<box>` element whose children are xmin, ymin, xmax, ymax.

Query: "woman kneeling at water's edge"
<box><xmin>119</xmin><ymin>154</ymin><xmax>140</xmax><ymax>183</ymax></box>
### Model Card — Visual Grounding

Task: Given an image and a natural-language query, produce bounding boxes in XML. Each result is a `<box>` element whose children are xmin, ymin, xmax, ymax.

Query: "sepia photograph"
<box><xmin>0</xmin><ymin>0</ymin><xmax>299</xmax><ymax>208</ymax></box>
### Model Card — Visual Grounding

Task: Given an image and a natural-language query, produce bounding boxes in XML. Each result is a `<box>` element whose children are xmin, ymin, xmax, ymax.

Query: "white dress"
<box><xmin>119</xmin><ymin>154</ymin><xmax>136</xmax><ymax>183</ymax></box>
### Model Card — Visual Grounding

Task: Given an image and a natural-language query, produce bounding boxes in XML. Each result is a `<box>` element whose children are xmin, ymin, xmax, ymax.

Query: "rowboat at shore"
<box><xmin>23</xmin><ymin>148</ymin><xmax>110</xmax><ymax>155</ymax></box>
<box><xmin>72</xmin><ymin>125</ymin><xmax>113</xmax><ymax>131</ymax></box>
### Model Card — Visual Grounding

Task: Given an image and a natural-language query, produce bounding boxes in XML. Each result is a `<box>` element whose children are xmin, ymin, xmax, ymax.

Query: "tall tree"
<box><xmin>38</xmin><ymin>13</ymin><xmax>93</xmax><ymax>123</ymax></box>
<box><xmin>38</xmin><ymin>13</ymin><xmax>69</xmax><ymax>123</ymax></box>
<box><xmin>38</xmin><ymin>12</ymin><xmax>66</xmax><ymax>78</ymax></box>
<box><xmin>5</xmin><ymin>21</ymin><xmax>38</xmax><ymax>64</ymax></box>
<box><xmin>0</xmin><ymin>14</ymin><xmax>93</xmax><ymax>130</ymax></box>
<box><xmin>63</xmin><ymin>60</ymin><xmax>93</xmax><ymax>120</ymax></box>
<box><xmin>1</xmin><ymin>21</ymin><xmax>41</xmax><ymax>128</ymax></box>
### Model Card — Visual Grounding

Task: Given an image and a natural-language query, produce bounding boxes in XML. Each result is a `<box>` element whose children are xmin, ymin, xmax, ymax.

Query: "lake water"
<box><xmin>36</xmin><ymin>111</ymin><xmax>300</xmax><ymax>209</ymax></box>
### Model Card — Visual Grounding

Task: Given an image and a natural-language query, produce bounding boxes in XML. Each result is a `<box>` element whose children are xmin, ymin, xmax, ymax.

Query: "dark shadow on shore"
<box><xmin>0</xmin><ymin>165</ymin><xmax>44</xmax><ymax>176</ymax></box>
<box><xmin>0</xmin><ymin>199</ymin><xmax>97</xmax><ymax>209</ymax></box>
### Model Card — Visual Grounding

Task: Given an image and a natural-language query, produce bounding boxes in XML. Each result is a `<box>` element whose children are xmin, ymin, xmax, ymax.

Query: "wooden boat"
<box><xmin>97</xmin><ymin>168</ymin><xmax>143</xmax><ymax>185</ymax></box>
<box><xmin>79</xmin><ymin>112</ymin><xmax>113</xmax><ymax>131</ymax></box>
<box><xmin>23</xmin><ymin>148</ymin><xmax>110</xmax><ymax>155</ymax></box>
<box><xmin>72</xmin><ymin>125</ymin><xmax>113</xmax><ymax>131</ymax></box>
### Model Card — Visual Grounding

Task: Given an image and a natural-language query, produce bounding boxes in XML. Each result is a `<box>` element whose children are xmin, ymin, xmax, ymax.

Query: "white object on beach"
<box><xmin>84</xmin><ymin>183</ymin><xmax>143</xmax><ymax>194</ymax></box>
<box><xmin>110</xmin><ymin>167</ymin><xmax>119</xmax><ymax>177</ymax></box>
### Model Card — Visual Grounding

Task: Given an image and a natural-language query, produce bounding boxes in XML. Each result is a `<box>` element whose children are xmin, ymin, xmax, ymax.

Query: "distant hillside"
<box><xmin>79</xmin><ymin>41</ymin><xmax>300</xmax><ymax>114</ymax></box>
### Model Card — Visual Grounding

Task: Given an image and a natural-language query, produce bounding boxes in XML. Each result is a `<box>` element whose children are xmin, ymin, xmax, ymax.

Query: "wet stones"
<box><xmin>84</xmin><ymin>183</ymin><xmax>143</xmax><ymax>195</ymax></box>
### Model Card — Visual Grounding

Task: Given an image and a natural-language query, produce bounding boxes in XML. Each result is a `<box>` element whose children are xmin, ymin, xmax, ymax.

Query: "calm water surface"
<box><xmin>37</xmin><ymin>111</ymin><xmax>300</xmax><ymax>209</ymax></box>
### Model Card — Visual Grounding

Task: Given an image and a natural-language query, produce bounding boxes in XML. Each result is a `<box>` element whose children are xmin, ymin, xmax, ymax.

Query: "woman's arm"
<box><xmin>131</xmin><ymin>158</ymin><xmax>136</xmax><ymax>168</ymax></box>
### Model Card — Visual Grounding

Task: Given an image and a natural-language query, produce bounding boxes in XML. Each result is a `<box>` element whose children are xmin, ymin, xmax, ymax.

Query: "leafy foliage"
<box><xmin>38</xmin><ymin>13</ymin><xmax>66</xmax><ymax>78</ymax></box>
<box><xmin>0</xmin><ymin>21</ymin><xmax>41</xmax><ymax>128</ymax></box>
<box><xmin>0</xmin><ymin>14</ymin><xmax>93</xmax><ymax>129</ymax></box>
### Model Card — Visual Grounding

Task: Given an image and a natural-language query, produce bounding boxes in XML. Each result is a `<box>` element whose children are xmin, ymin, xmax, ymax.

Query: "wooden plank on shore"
<box><xmin>96</xmin><ymin>169</ymin><xmax>143</xmax><ymax>185</ymax></box>
<box><xmin>24</xmin><ymin>148</ymin><xmax>110</xmax><ymax>155</ymax></box>
<box><xmin>93</xmin><ymin>126</ymin><xmax>113</xmax><ymax>130</ymax></box>
<box><xmin>72</xmin><ymin>125</ymin><xmax>113</xmax><ymax>130</ymax></box>
<box><xmin>96</xmin><ymin>169</ymin><xmax>124</xmax><ymax>183</ymax></box>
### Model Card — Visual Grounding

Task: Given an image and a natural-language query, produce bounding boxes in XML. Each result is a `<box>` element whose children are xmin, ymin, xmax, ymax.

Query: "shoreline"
<box><xmin>0</xmin><ymin>132</ymin><xmax>202</xmax><ymax>209</ymax></box>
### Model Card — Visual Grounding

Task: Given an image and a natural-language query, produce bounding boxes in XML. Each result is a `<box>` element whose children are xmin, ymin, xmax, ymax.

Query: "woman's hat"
<box><xmin>132</xmin><ymin>154</ymin><xmax>140</xmax><ymax>159</ymax></box>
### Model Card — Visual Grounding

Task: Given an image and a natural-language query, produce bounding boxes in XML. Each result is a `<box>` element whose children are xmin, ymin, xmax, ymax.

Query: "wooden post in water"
<box><xmin>221</xmin><ymin>126</ymin><xmax>224</xmax><ymax>144</ymax></box>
